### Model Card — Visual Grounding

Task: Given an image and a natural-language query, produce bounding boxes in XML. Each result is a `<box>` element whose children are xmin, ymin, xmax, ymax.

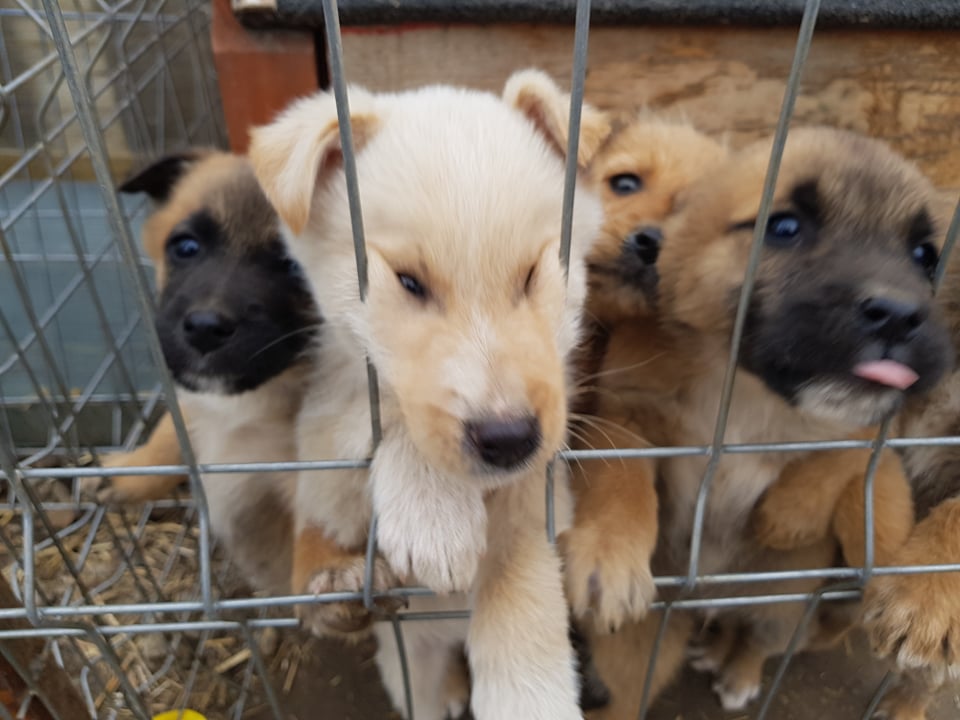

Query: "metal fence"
<box><xmin>1</xmin><ymin>0</ymin><xmax>959</xmax><ymax>718</ymax></box>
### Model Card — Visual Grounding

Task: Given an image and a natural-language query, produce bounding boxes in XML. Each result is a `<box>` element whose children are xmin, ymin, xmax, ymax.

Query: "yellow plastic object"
<box><xmin>152</xmin><ymin>711</ymin><xmax>207</xmax><ymax>720</ymax></box>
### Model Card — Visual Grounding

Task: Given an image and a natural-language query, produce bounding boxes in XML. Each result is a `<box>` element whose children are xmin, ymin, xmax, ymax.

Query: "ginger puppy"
<box><xmin>94</xmin><ymin>154</ymin><xmax>380</xmax><ymax>638</ymax></box>
<box><xmin>563</xmin><ymin>118</ymin><xmax>728</xmax><ymax>632</ymax></box>
<box><xmin>588</xmin><ymin>127</ymin><xmax>954</xmax><ymax>720</ymax></box>
<box><xmin>249</xmin><ymin>70</ymin><xmax>606</xmax><ymax>720</ymax></box>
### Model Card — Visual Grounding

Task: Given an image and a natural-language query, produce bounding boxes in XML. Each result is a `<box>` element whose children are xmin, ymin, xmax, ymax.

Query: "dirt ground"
<box><xmin>255</xmin><ymin>629</ymin><xmax>960</xmax><ymax>720</ymax></box>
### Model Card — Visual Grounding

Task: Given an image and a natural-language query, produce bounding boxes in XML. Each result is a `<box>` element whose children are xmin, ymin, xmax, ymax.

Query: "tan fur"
<box><xmin>871</xmin><ymin>206</ymin><xmax>960</xmax><ymax>717</ymax></box>
<box><xmin>753</xmin><ymin>425</ymin><xmax>915</xmax><ymax>568</ymax></box>
<box><xmin>587</xmin><ymin>127</ymin><xmax>945</xmax><ymax>718</ymax></box>
<box><xmin>863</xmin><ymin>498</ymin><xmax>960</xmax><ymax>690</ymax></box>
<box><xmin>95</xmin><ymin>411</ymin><xmax>185</xmax><ymax>502</ymax></box>
<box><xmin>250</xmin><ymin>70</ymin><xmax>606</xmax><ymax>719</ymax></box>
<box><xmin>562</xmin><ymin>118</ymin><xmax>728</xmax><ymax>635</ymax></box>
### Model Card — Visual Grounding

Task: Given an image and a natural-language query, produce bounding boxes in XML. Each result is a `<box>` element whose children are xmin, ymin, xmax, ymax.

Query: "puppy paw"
<box><xmin>863</xmin><ymin>570</ymin><xmax>960</xmax><ymax>685</ymax></box>
<box><xmin>371</xmin><ymin>438</ymin><xmax>487</xmax><ymax>594</ymax></box>
<box><xmin>376</xmin><ymin>491</ymin><xmax>486</xmax><ymax>594</ymax></box>
<box><xmin>83</xmin><ymin>452</ymin><xmax>184</xmax><ymax>504</ymax></box>
<box><xmin>712</xmin><ymin>674</ymin><xmax>761</xmax><ymax>712</ymax></box>
<box><xmin>298</xmin><ymin>555</ymin><xmax>404</xmax><ymax>641</ymax></box>
<box><xmin>863</xmin><ymin>502</ymin><xmax>960</xmax><ymax>686</ymax></box>
<box><xmin>559</xmin><ymin>523</ymin><xmax>655</xmax><ymax>632</ymax></box>
<box><xmin>382</xmin><ymin>529</ymin><xmax>480</xmax><ymax>595</ymax></box>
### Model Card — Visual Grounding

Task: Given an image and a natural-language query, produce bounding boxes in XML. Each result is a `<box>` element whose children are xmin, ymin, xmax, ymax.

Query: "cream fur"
<box><xmin>250</xmin><ymin>73</ymin><xmax>603</xmax><ymax>720</ymax></box>
<box><xmin>180</xmin><ymin>367</ymin><xmax>303</xmax><ymax>595</ymax></box>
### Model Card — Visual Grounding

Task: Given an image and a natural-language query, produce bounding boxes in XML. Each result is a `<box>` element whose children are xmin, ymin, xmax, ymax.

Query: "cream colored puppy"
<box><xmin>249</xmin><ymin>70</ymin><xmax>608</xmax><ymax>720</ymax></box>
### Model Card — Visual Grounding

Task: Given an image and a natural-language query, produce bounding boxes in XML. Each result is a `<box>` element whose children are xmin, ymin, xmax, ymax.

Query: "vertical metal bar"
<box><xmin>863</xmin><ymin>672</ymin><xmax>896</xmax><ymax>720</ymax></box>
<box><xmin>636</xmin><ymin>605</ymin><xmax>674</xmax><ymax>720</ymax></box>
<box><xmin>240</xmin><ymin>624</ymin><xmax>285</xmax><ymax>720</ymax></box>
<box><xmin>319</xmin><ymin>0</ymin><xmax>382</xmax><ymax>448</ymax></box>
<box><xmin>546</xmin><ymin>459</ymin><xmax>556</xmax><ymax>543</ymax></box>
<box><xmin>755</xmin><ymin>591</ymin><xmax>826</xmax><ymax>719</ymax></box>
<box><xmin>362</xmin><ymin>514</ymin><xmax>379</xmax><ymax>610</ymax></box>
<box><xmin>685</xmin><ymin>0</ymin><xmax>822</xmax><ymax>588</ymax></box>
<box><xmin>39</xmin><ymin>0</ymin><xmax>215</xmax><ymax>616</ymax></box>
<box><xmin>934</xmin><ymin>198</ymin><xmax>960</xmax><ymax>290</ymax></box>
<box><xmin>321</xmin><ymin>0</ymin><xmax>386</xmax><ymax>627</ymax></box>
<box><xmin>391</xmin><ymin>616</ymin><xmax>415</xmax><ymax>720</ymax></box>
<box><xmin>558</xmin><ymin>0</ymin><xmax>591</xmax><ymax>275</ymax></box>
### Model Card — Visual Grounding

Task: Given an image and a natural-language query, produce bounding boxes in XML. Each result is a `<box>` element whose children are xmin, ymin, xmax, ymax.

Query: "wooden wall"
<box><xmin>339</xmin><ymin>24</ymin><xmax>960</xmax><ymax>191</ymax></box>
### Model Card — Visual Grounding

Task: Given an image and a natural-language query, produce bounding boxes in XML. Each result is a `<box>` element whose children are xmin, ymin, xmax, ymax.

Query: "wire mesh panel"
<box><xmin>1</xmin><ymin>0</ymin><xmax>959</xmax><ymax>718</ymax></box>
<box><xmin>0</xmin><ymin>1</ymin><xmax>272</xmax><ymax>717</ymax></box>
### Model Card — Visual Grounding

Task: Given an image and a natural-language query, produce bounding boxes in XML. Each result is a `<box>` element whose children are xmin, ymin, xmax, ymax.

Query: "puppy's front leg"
<box><xmin>293</xmin><ymin>468</ymin><xmax>401</xmax><ymax>641</ymax></box>
<box><xmin>84</xmin><ymin>411</ymin><xmax>187</xmax><ymax>502</ymax></box>
<box><xmin>562</xmin><ymin>417</ymin><xmax>658</xmax><ymax>633</ymax></box>
<box><xmin>371</xmin><ymin>430</ymin><xmax>487</xmax><ymax>594</ymax></box>
<box><xmin>469</xmin><ymin>473</ymin><xmax>582</xmax><ymax>720</ymax></box>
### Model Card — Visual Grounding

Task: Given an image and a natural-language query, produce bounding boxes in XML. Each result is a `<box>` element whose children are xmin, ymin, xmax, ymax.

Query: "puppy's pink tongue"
<box><xmin>852</xmin><ymin>360</ymin><xmax>919</xmax><ymax>390</ymax></box>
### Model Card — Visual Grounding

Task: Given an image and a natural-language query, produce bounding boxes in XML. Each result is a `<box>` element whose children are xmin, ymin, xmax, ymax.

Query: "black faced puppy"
<box><xmin>93</xmin><ymin>150</ymin><xmax>316</xmax><ymax>599</ymax></box>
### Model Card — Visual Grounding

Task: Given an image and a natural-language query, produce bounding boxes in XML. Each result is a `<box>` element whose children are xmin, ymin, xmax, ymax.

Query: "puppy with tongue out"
<box><xmin>582</xmin><ymin>127</ymin><xmax>955</xmax><ymax>719</ymax></box>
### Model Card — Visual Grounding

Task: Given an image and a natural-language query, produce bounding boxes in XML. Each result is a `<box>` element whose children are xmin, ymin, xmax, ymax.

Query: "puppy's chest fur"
<box><xmin>656</xmin><ymin>363</ymin><xmax>849</xmax><ymax>578</ymax></box>
<box><xmin>180</xmin><ymin>367</ymin><xmax>304</xmax><ymax>535</ymax></box>
<box><xmin>294</xmin><ymin>327</ymin><xmax>382</xmax><ymax>547</ymax></box>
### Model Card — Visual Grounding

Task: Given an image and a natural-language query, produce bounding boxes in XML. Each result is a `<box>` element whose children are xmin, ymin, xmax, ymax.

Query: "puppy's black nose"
<box><xmin>625</xmin><ymin>226</ymin><xmax>663</xmax><ymax>265</ymax></box>
<box><xmin>183</xmin><ymin>309</ymin><xmax>236</xmax><ymax>354</ymax></box>
<box><xmin>859</xmin><ymin>297</ymin><xmax>926</xmax><ymax>343</ymax></box>
<box><xmin>466</xmin><ymin>416</ymin><xmax>541</xmax><ymax>470</ymax></box>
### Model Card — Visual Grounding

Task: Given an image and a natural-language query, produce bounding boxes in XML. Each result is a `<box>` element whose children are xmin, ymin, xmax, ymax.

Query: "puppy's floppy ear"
<box><xmin>118</xmin><ymin>149</ymin><xmax>211</xmax><ymax>201</ymax></box>
<box><xmin>503</xmin><ymin>68</ymin><xmax>611</xmax><ymax>168</ymax></box>
<box><xmin>248</xmin><ymin>88</ymin><xmax>379</xmax><ymax>236</ymax></box>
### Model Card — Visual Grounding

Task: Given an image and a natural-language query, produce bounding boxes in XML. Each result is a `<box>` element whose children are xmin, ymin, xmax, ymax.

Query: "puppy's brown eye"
<box><xmin>609</xmin><ymin>173</ymin><xmax>643</xmax><ymax>196</ymax></box>
<box><xmin>912</xmin><ymin>242</ymin><xmax>938</xmax><ymax>277</ymax></box>
<box><xmin>398</xmin><ymin>273</ymin><xmax>427</xmax><ymax>299</ymax></box>
<box><xmin>524</xmin><ymin>265</ymin><xmax>536</xmax><ymax>296</ymax></box>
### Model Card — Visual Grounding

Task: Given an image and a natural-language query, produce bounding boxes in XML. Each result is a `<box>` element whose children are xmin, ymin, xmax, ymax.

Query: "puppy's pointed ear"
<box><xmin>118</xmin><ymin>149</ymin><xmax>211</xmax><ymax>201</ymax></box>
<box><xmin>503</xmin><ymin>68</ymin><xmax>611</xmax><ymax>168</ymax></box>
<box><xmin>248</xmin><ymin>88</ymin><xmax>379</xmax><ymax>236</ymax></box>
